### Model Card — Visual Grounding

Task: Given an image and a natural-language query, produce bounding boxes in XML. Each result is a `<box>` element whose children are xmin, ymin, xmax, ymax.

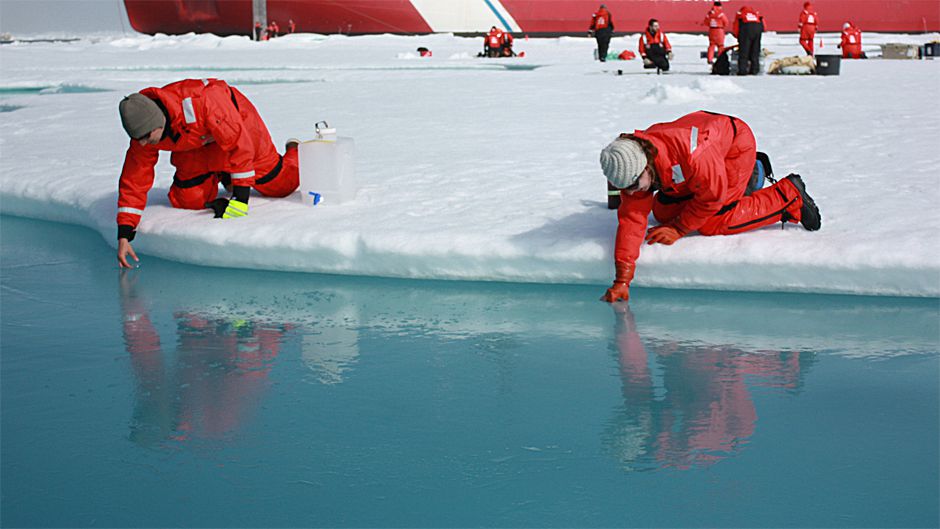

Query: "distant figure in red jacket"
<box><xmin>639</xmin><ymin>19</ymin><xmax>672</xmax><ymax>71</ymax></box>
<box><xmin>484</xmin><ymin>26</ymin><xmax>503</xmax><ymax>57</ymax></box>
<box><xmin>839</xmin><ymin>22</ymin><xmax>864</xmax><ymax>58</ymax></box>
<box><xmin>500</xmin><ymin>31</ymin><xmax>515</xmax><ymax>56</ymax></box>
<box><xmin>598</xmin><ymin>111</ymin><xmax>821</xmax><ymax>303</ymax></box>
<box><xmin>288</xmin><ymin>19</ymin><xmax>296</xmax><ymax>34</ymax></box>
<box><xmin>703</xmin><ymin>1</ymin><xmax>728</xmax><ymax>64</ymax></box>
<box><xmin>732</xmin><ymin>5</ymin><xmax>764</xmax><ymax>75</ymax></box>
<box><xmin>253</xmin><ymin>21</ymin><xmax>263</xmax><ymax>41</ymax></box>
<box><xmin>115</xmin><ymin>79</ymin><xmax>300</xmax><ymax>268</ymax></box>
<box><xmin>798</xmin><ymin>2</ymin><xmax>819</xmax><ymax>55</ymax></box>
<box><xmin>590</xmin><ymin>4</ymin><xmax>615</xmax><ymax>62</ymax></box>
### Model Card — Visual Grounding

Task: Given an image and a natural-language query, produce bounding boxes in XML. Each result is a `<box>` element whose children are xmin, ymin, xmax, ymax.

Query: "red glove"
<box><xmin>646</xmin><ymin>224</ymin><xmax>684</xmax><ymax>245</ymax></box>
<box><xmin>601</xmin><ymin>261</ymin><xmax>636</xmax><ymax>303</ymax></box>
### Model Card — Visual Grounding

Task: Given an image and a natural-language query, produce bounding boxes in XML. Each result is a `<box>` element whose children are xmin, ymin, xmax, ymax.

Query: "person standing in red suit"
<box><xmin>798</xmin><ymin>1</ymin><xmax>819</xmax><ymax>55</ymax></box>
<box><xmin>288</xmin><ymin>19</ymin><xmax>296</xmax><ymax>34</ymax></box>
<box><xmin>732</xmin><ymin>5</ymin><xmax>764</xmax><ymax>75</ymax></box>
<box><xmin>589</xmin><ymin>4</ymin><xmax>615</xmax><ymax>62</ymax></box>
<box><xmin>115</xmin><ymin>78</ymin><xmax>300</xmax><ymax>268</ymax></box>
<box><xmin>838</xmin><ymin>22</ymin><xmax>864</xmax><ymax>58</ymax></box>
<box><xmin>703</xmin><ymin>1</ymin><xmax>728</xmax><ymax>64</ymax></box>
<box><xmin>598</xmin><ymin>111</ymin><xmax>821</xmax><ymax>303</ymax></box>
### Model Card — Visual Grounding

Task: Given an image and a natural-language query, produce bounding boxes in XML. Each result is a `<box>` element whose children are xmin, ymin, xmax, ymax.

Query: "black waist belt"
<box><xmin>254</xmin><ymin>155</ymin><xmax>283</xmax><ymax>186</ymax></box>
<box><xmin>657</xmin><ymin>192</ymin><xmax>693</xmax><ymax>205</ymax></box>
<box><xmin>173</xmin><ymin>155</ymin><xmax>282</xmax><ymax>189</ymax></box>
<box><xmin>703</xmin><ymin>111</ymin><xmax>738</xmax><ymax>137</ymax></box>
<box><xmin>173</xmin><ymin>171</ymin><xmax>215</xmax><ymax>189</ymax></box>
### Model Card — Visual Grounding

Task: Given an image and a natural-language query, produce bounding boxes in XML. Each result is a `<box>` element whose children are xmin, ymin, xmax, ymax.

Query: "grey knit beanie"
<box><xmin>600</xmin><ymin>138</ymin><xmax>647</xmax><ymax>189</ymax></box>
<box><xmin>119</xmin><ymin>93</ymin><xmax>165</xmax><ymax>139</ymax></box>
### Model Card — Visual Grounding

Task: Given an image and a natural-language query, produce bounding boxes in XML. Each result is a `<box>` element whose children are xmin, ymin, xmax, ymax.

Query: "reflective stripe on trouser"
<box><xmin>252</xmin><ymin>147</ymin><xmax>299</xmax><ymax>198</ymax></box>
<box><xmin>653</xmin><ymin>179</ymin><xmax>801</xmax><ymax>236</ymax></box>
<box><xmin>168</xmin><ymin>149</ymin><xmax>299</xmax><ymax>209</ymax></box>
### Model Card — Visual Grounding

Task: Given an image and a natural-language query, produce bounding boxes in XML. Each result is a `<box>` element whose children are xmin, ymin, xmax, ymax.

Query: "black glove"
<box><xmin>205</xmin><ymin>198</ymin><xmax>230</xmax><ymax>218</ymax></box>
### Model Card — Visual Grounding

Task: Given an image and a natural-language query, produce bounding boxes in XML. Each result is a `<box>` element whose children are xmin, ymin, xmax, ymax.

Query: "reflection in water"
<box><xmin>300</xmin><ymin>300</ymin><xmax>360</xmax><ymax>386</ymax></box>
<box><xmin>119</xmin><ymin>272</ymin><xmax>288</xmax><ymax>447</ymax></box>
<box><xmin>604</xmin><ymin>304</ymin><xmax>815</xmax><ymax>471</ymax></box>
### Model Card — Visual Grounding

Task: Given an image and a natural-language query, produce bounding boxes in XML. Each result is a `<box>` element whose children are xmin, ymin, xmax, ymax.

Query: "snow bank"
<box><xmin>2</xmin><ymin>32</ymin><xmax>939</xmax><ymax>297</ymax></box>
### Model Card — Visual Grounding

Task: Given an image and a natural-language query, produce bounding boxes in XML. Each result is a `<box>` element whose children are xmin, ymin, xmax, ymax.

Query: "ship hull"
<box><xmin>124</xmin><ymin>0</ymin><xmax>940</xmax><ymax>36</ymax></box>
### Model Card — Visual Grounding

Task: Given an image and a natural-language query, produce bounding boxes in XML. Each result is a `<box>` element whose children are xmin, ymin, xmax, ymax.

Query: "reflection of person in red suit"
<box><xmin>798</xmin><ymin>2</ymin><xmax>819</xmax><ymax>55</ymax></box>
<box><xmin>838</xmin><ymin>22</ymin><xmax>864</xmax><ymax>59</ymax></box>
<box><xmin>119</xmin><ymin>272</ymin><xmax>286</xmax><ymax>446</ymax></box>
<box><xmin>703</xmin><ymin>1</ymin><xmax>728</xmax><ymax>64</ymax></box>
<box><xmin>599</xmin><ymin>111</ymin><xmax>822</xmax><ymax>303</ymax></box>
<box><xmin>604</xmin><ymin>304</ymin><xmax>811</xmax><ymax>470</ymax></box>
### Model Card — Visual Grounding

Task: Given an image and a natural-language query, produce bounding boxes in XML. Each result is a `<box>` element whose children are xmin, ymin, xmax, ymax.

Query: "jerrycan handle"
<box><xmin>315</xmin><ymin>120</ymin><xmax>337</xmax><ymax>138</ymax></box>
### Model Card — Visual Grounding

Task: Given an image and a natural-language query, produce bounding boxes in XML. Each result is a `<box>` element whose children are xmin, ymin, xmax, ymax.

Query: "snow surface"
<box><xmin>1</xmin><ymin>31</ymin><xmax>939</xmax><ymax>296</ymax></box>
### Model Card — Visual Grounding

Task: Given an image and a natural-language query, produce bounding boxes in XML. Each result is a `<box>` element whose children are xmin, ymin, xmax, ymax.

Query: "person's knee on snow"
<box><xmin>168</xmin><ymin>175</ymin><xmax>220</xmax><ymax>209</ymax></box>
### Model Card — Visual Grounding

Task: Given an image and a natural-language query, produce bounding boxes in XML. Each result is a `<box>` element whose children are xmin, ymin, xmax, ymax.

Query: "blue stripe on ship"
<box><xmin>482</xmin><ymin>0</ymin><xmax>512</xmax><ymax>31</ymax></box>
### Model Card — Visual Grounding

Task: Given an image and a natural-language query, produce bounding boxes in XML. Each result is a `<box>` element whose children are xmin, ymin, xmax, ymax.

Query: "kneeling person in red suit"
<box><xmin>116</xmin><ymin>78</ymin><xmax>300</xmax><ymax>268</ymax></box>
<box><xmin>599</xmin><ymin>111</ymin><xmax>821</xmax><ymax>303</ymax></box>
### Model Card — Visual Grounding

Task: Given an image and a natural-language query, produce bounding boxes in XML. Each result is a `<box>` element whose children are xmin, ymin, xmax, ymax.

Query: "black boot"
<box><xmin>783</xmin><ymin>174</ymin><xmax>821</xmax><ymax>231</ymax></box>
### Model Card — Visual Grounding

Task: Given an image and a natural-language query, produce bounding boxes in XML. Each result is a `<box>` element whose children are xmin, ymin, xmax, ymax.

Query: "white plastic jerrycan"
<box><xmin>298</xmin><ymin>121</ymin><xmax>356</xmax><ymax>206</ymax></box>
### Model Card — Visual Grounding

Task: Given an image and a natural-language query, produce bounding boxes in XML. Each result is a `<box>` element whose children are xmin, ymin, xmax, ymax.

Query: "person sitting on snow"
<box><xmin>500</xmin><ymin>31</ymin><xmax>515</xmax><ymax>57</ymax></box>
<box><xmin>484</xmin><ymin>26</ymin><xmax>503</xmax><ymax>58</ymax></box>
<box><xmin>639</xmin><ymin>19</ymin><xmax>672</xmax><ymax>72</ymax></box>
<box><xmin>115</xmin><ymin>78</ymin><xmax>300</xmax><ymax>268</ymax></box>
<box><xmin>838</xmin><ymin>22</ymin><xmax>864</xmax><ymax>58</ymax></box>
<box><xmin>599</xmin><ymin>111</ymin><xmax>821</xmax><ymax>303</ymax></box>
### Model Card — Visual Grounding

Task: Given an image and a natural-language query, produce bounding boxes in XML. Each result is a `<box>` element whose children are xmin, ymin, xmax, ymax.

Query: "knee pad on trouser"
<box><xmin>652</xmin><ymin>193</ymin><xmax>690</xmax><ymax>224</ymax></box>
<box><xmin>168</xmin><ymin>173</ymin><xmax>220</xmax><ymax>209</ymax></box>
<box><xmin>253</xmin><ymin>149</ymin><xmax>300</xmax><ymax>198</ymax></box>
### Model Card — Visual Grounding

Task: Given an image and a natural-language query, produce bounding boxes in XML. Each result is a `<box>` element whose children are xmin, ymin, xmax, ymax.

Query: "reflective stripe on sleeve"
<box><xmin>230</xmin><ymin>170</ymin><xmax>255</xmax><ymax>179</ymax></box>
<box><xmin>182</xmin><ymin>97</ymin><xmax>196</xmax><ymax>124</ymax></box>
<box><xmin>118</xmin><ymin>207</ymin><xmax>144</xmax><ymax>216</ymax></box>
<box><xmin>690</xmin><ymin>126</ymin><xmax>699</xmax><ymax>154</ymax></box>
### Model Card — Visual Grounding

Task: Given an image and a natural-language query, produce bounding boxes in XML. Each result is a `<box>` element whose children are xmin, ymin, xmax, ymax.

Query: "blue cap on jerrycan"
<box><xmin>308</xmin><ymin>191</ymin><xmax>322</xmax><ymax>205</ymax></box>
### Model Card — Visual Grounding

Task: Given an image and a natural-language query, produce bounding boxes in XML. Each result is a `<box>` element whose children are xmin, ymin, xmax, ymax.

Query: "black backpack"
<box><xmin>712</xmin><ymin>49</ymin><xmax>731</xmax><ymax>75</ymax></box>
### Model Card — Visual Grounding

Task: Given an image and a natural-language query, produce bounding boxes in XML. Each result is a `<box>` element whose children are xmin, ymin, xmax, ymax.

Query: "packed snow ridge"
<box><xmin>1</xmin><ymin>32</ymin><xmax>938</xmax><ymax>297</ymax></box>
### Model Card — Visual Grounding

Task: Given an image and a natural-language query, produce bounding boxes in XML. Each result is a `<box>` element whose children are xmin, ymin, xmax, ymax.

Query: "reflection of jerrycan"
<box><xmin>298</xmin><ymin>121</ymin><xmax>355</xmax><ymax>206</ymax></box>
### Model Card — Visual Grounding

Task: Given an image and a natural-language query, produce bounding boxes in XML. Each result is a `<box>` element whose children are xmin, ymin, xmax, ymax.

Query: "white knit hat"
<box><xmin>600</xmin><ymin>138</ymin><xmax>647</xmax><ymax>189</ymax></box>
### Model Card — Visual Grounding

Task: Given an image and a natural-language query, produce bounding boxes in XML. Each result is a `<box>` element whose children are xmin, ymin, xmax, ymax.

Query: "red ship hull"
<box><xmin>124</xmin><ymin>0</ymin><xmax>940</xmax><ymax>36</ymax></box>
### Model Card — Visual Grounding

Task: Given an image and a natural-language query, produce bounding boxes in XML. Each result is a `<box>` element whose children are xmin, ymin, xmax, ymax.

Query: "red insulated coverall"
<box><xmin>704</xmin><ymin>6</ymin><xmax>728</xmax><ymax>63</ymax></box>
<box><xmin>798</xmin><ymin>4</ymin><xmax>819</xmax><ymax>55</ymax></box>
<box><xmin>591</xmin><ymin>7</ymin><xmax>612</xmax><ymax>31</ymax></box>
<box><xmin>116</xmin><ymin>78</ymin><xmax>298</xmax><ymax>231</ymax></box>
<box><xmin>638</xmin><ymin>29</ymin><xmax>671</xmax><ymax>58</ymax></box>
<box><xmin>840</xmin><ymin>24</ymin><xmax>863</xmax><ymax>58</ymax></box>
<box><xmin>614</xmin><ymin>111</ymin><xmax>804</xmax><ymax>267</ymax></box>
